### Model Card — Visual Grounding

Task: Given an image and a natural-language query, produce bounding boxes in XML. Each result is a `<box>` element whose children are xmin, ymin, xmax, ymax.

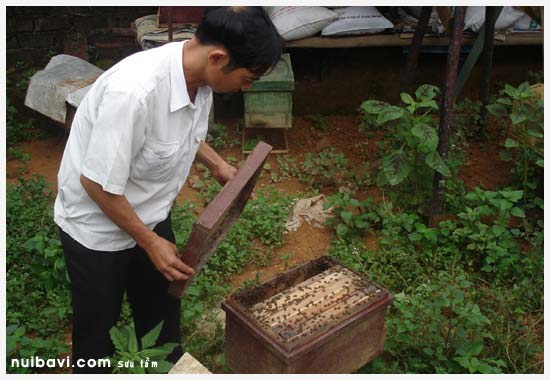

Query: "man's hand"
<box><xmin>144</xmin><ymin>234</ymin><xmax>195</xmax><ymax>282</ymax></box>
<box><xmin>211</xmin><ymin>161</ymin><xmax>237</xmax><ymax>186</ymax></box>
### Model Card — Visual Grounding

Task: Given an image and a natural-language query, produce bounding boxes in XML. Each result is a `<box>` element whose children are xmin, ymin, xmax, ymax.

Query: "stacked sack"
<box><xmin>265</xmin><ymin>6</ymin><xmax>393</xmax><ymax>41</ymax></box>
<box><xmin>264</xmin><ymin>6</ymin><xmax>541</xmax><ymax>41</ymax></box>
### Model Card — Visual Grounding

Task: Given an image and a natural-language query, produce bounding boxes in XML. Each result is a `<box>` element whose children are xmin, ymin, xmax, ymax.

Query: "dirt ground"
<box><xmin>7</xmin><ymin>114</ymin><xmax>514</xmax><ymax>291</ymax></box>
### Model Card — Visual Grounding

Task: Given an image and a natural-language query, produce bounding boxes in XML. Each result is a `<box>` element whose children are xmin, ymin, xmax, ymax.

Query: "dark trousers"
<box><xmin>60</xmin><ymin>215</ymin><xmax>182</xmax><ymax>374</ymax></box>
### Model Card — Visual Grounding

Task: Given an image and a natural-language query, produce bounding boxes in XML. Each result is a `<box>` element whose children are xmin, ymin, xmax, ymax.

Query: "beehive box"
<box><xmin>243</xmin><ymin>53</ymin><xmax>294</xmax><ymax>129</ymax></box>
<box><xmin>222</xmin><ymin>256</ymin><xmax>392</xmax><ymax>373</ymax></box>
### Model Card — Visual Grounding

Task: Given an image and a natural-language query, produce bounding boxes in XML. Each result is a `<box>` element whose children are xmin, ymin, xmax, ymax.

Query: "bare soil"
<box><xmin>8</xmin><ymin>115</ymin><xmax>513</xmax><ymax>291</ymax></box>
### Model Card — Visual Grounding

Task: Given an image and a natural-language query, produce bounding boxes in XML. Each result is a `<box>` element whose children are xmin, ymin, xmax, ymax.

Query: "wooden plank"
<box><xmin>249</xmin><ymin>265</ymin><xmax>384</xmax><ymax>343</ymax></box>
<box><xmin>249</xmin><ymin>266</ymin><xmax>342</xmax><ymax>313</ymax></box>
<box><xmin>256</xmin><ymin>275</ymin><xmax>355</xmax><ymax>326</ymax></box>
<box><xmin>249</xmin><ymin>266</ymin><xmax>359</xmax><ymax>317</ymax></box>
<box><xmin>168</xmin><ymin>142</ymin><xmax>272</xmax><ymax>298</ymax></box>
<box><xmin>251</xmin><ymin>269</ymin><xmax>350</xmax><ymax>321</ymax></box>
<box><xmin>284</xmin><ymin>32</ymin><xmax>543</xmax><ymax>49</ymax></box>
<box><xmin>280</xmin><ymin>290</ymin><xmax>377</xmax><ymax>342</ymax></box>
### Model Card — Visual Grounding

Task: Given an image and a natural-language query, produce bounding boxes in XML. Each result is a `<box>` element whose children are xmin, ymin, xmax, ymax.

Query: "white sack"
<box><xmin>265</xmin><ymin>6</ymin><xmax>338</xmax><ymax>41</ymax></box>
<box><xmin>285</xmin><ymin>194</ymin><xmax>333</xmax><ymax>232</ymax></box>
<box><xmin>321</xmin><ymin>6</ymin><xmax>394</xmax><ymax>37</ymax></box>
<box><xmin>513</xmin><ymin>13</ymin><xmax>541</xmax><ymax>31</ymax></box>
<box><xmin>24</xmin><ymin>54</ymin><xmax>104</xmax><ymax>124</ymax></box>
<box><xmin>401</xmin><ymin>7</ymin><xmax>444</xmax><ymax>34</ymax></box>
<box><xmin>464</xmin><ymin>6</ymin><xmax>525</xmax><ymax>32</ymax></box>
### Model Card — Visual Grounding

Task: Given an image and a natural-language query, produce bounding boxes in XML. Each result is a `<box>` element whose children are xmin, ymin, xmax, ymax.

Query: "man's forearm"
<box><xmin>195</xmin><ymin>142</ymin><xmax>226</xmax><ymax>172</ymax></box>
<box><xmin>79</xmin><ymin>174</ymin><xmax>194</xmax><ymax>281</ymax></box>
<box><xmin>79</xmin><ymin>175</ymin><xmax>157</xmax><ymax>250</ymax></box>
<box><xmin>195</xmin><ymin>142</ymin><xmax>237</xmax><ymax>186</ymax></box>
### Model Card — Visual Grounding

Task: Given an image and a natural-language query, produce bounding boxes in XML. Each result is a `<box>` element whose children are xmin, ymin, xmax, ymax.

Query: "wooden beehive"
<box><xmin>222</xmin><ymin>256</ymin><xmax>392</xmax><ymax>373</ymax></box>
<box><xmin>243</xmin><ymin>53</ymin><xmax>294</xmax><ymax>130</ymax></box>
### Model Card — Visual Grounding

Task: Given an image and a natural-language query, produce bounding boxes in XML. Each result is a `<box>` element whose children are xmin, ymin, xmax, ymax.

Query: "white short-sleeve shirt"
<box><xmin>54</xmin><ymin>41</ymin><xmax>212</xmax><ymax>251</ymax></box>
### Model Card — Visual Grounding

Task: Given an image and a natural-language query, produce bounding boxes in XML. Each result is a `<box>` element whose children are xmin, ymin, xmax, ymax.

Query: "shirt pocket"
<box><xmin>130</xmin><ymin>138</ymin><xmax>182</xmax><ymax>182</ymax></box>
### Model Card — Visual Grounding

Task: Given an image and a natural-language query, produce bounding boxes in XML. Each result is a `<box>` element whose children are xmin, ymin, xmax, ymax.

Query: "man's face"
<box><xmin>209</xmin><ymin>65</ymin><xmax>262</xmax><ymax>94</ymax></box>
<box><xmin>205</xmin><ymin>48</ymin><xmax>263</xmax><ymax>93</ymax></box>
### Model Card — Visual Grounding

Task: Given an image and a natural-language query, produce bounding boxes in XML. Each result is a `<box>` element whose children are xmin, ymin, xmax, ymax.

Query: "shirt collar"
<box><xmin>170</xmin><ymin>40</ymin><xmax>191</xmax><ymax>112</ymax></box>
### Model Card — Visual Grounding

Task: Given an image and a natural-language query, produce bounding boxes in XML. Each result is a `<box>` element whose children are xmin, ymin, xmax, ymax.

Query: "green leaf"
<box><xmin>536</xmin><ymin>159</ymin><xmax>543</xmax><ymax>167</ymax></box>
<box><xmin>411</xmin><ymin>123</ymin><xmax>438</xmax><ymax>152</ymax></box>
<box><xmin>149</xmin><ymin>360</ymin><xmax>174</xmax><ymax>374</ymax></box>
<box><xmin>486</xmin><ymin>103</ymin><xmax>508</xmax><ymax>118</ymax></box>
<box><xmin>503</xmin><ymin>84</ymin><xmax>520</xmax><ymax>99</ymax></box>
<box><xmin>518</xmin><ymin>81</ymin><xmax>531</xmax><ymax>93</ymax></box>
<box><xmin>376</xmin><ymin>170</ymin><xmax>389</xmax><ymax>187</ymax></box>
<box><xmin>425</xmin><ymin>151</ymin><xmax>451</xmax><ymax>177</ymax></box>
<box><xmin>499</xmin><ymin>150</ymin><xmax>513</xmax><ymax>161</ymax></box>
<box><xmin>424</xmin><ymin>229</ymin><xmax>437</xmax><ymax>242</ymax></box>
<box><xmin>139</xmin><ymin>348</ymin><xmax>174</xmax><ymax>360</ymax></box>
<box><xmin>336</xmin><ymin>224</ymin><xmax>349</xmax><ymax>237</ymax></box>
<box><xmin>510</xmin><ymin>113</ymin><xmax>527</xmax><ymax>125</ymax></box>
<box><xmin>128</xmin><ymin>329</ymin><xmax>139</xmax><ymax>354</ymax></box>
<box><xmin>500</xmin><ymin>190</ymin><xmax>523</xmax><ymax>202</ymax></box>
<box><xmin>504</xmin><ymin>138</ymin><xmax>519</xmax><ymax>148</ymax></box>
<box><xmin>185</xmin><ymin>285</ymin><xmax>201</xmax><ymax>297</ymax></box>
<box><xmin>141</xmin><ymin>321</ymin><xmax>165</xmax><ymax>349</ymax></box>
<box><xmin>415</xmin><ymin>84</ymin><xmax>439</xmax><ymax>100</ymax></box>
<box><xmin>511</xmin><ymin>207</ymin><xmax>526</xmax><ymax>218</ymax></box>
<box><xmin>491</xmin><ymin>225</ymin><xmax>506</xmax><ymax>237</ymax></box>
<box><xmin>415</xmin><ymin>100</ymin><xmax>439</xmax><ymax>110</ymax></box>
<box><xmin>191</xmin><ymin>180</ymin><xmax>204</xmax><ymax>189</ymax></box>
<box><xmin>376</xmin><ymin>106</ymin><xmax>405</xmax><ymax>124</ymax></box>
<box><xmin>382</xmin><ymin>150</ymin><xmax>412</xmax><ymax>185</ymax></box>
<box><xmin>360</xmin><ymin>100</ymin><xmax>390</xmax><ymax>114</ymax></box>
<box><xmin>110</xmin><ymin>326</ymin><xmax>130</xmax><ymax>353</ymax></box>
<box><xmin>400</xmin><ymin>92</ymin><xmax>414</xmax><ymax>105</ymax></box>
<box><xmin>340</xmin><ymin>210</ymin><xmax>354</xmax><ymax>224</ymax></box>
<box><xmin>455</xmin><ymin>356</ymin><xmax>471</xmax><ymax>369</ymax></box>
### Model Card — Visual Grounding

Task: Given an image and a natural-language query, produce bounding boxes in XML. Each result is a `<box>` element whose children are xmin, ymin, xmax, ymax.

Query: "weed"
<box><xmin>306</xmin><ymin>114</ymin><xmax>330</xmax><ymax>131</ymax></box>
<box><xmin>206</xmin><ymin>123</ymin><xmax>238</xmax><ymax>150</ymax></box>
<box><xmin>360</xmin><ymin>84</ymin><xmax>453</xmax><ymax>208</ymax></box>
<box><xmin>109</xmin><ymin>321</ymin><xmax>178</xmax><ymax>374</ymax></box>
<box><xmin>324</xmin><ymin>192</ymin><xmax>380</xmax><ymax>240</ymax></box>
<box><xmin>487</xmin><ymin>82</ymin><xmax>543</xmax><ymax>211</ymax></box>
<box><xmin>299</xmin><ymin>147</ymin><xmax>348</xmax><ymax>190</ymax></box>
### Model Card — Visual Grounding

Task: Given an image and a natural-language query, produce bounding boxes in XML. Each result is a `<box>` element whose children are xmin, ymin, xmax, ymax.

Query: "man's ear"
<box><xmin>207</xmin><ymin>49</ymin><xmax>229</xmax><ymax>67</ymax></box>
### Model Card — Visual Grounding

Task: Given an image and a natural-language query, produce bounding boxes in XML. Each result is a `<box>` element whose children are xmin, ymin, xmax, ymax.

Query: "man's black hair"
<box><xmin>196</xmin><ymin>6</ymin><xmax>283</xmax><ymax>76</ymax></box>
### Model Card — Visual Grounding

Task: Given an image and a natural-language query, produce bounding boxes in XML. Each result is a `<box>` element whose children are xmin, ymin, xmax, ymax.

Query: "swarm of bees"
<box><xmin>247</xmin><ymin>265</ymin><xmax>384</xmax><ymax>344</ymax></box>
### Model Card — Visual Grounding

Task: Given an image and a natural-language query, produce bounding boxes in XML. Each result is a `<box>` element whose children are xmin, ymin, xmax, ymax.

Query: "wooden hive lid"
<box><xmin>168</xmin><ymin>142</ymin><xmax>272</xmax><ymax>298</ymax></box>
<box><xmin>243</xmin><ymin>53</ymin><xmax>294</xmax><ymax>92</ymax></box>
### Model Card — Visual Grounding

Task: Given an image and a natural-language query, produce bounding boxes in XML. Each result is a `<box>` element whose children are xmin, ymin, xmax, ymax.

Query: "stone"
<box><xmin>168</xmin><ymin>352</ymin><xmax>211</xmax><ymax>374</ymax></box>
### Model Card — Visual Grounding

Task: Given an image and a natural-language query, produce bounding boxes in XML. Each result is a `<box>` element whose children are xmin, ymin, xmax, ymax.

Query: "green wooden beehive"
<box><xmin>243</xmin><ymin>53</ymin><xmax>294</xmax><ymax>129</ymax></box>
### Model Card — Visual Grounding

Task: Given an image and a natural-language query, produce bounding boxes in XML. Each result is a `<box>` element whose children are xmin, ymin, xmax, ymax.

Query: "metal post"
<box><xmin>400</xmin><ymin>6</ymin><xmax>433</xmax><ymax>91</ymax></box>
<box><xmin>430</xmin><ymin>7</ymin><xmax>466</xmax><ymax>220</ymax></box>
<box><xmin>478</xmin><ymin>7</ymin><xmax>497</xmax><ymax>134</ymax></box>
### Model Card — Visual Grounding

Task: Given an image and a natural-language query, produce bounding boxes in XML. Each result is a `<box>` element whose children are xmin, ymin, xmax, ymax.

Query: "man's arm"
<box><xmin>79</xmin><ymin>175</ymin><xmax>195</xmax><ymax>282</ymax></box>
<box><xmin>195</xmin><ymin>142</ymin><xmax>237</xmax><ymax>185</ymax></box>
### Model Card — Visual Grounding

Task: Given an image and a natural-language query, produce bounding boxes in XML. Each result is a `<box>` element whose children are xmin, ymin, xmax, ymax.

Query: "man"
<box><xmin>54</xmin><ymin>6</ymin><xmax>282</xmax><ymax>373</ymax></box>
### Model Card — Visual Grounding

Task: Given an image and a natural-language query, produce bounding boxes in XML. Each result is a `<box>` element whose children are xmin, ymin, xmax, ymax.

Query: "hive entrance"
<box><xmin>247</xmin><ymin>265</ymin><xmax>383</xmax><ymax>344</ymax></box>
